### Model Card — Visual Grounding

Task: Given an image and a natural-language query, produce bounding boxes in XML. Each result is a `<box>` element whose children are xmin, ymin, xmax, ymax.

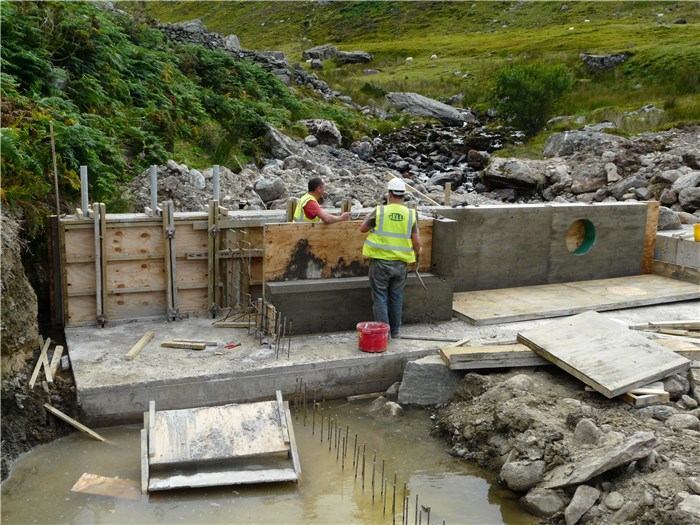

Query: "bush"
<box><xmin>490</xmin><ymin>61</ymin><xmax>574</xmax><ymax>137</ymax></box>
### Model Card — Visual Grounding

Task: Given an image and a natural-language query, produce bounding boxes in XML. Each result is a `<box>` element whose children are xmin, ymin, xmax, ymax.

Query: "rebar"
<box><xmin>392</xmin><ymin>473</ymin><xmax>397</xmax><ymax>525</ymax></box>
<box><xmin>371</xmin><ymin>451</ymin><xmax>376</xmax><ymax>503</ymax></box>
<box><xmin>415</xmin><ymin>495</ymin><xmax>418</xmax><ymax>525</ymax></box>
<box><xmin>341</xmin><ymin>436</ymin><xmax>346</xmax><ymax>469</ymax></box>
<box><xmin>402</xmin><ymin>481</ymin><xmax>407</xmax><ymax>525</ymax></box>
<box><xmin>353</xmin><ymin>434</ymin><xmax>358</xmax><ymax>468</ymax></box>
<box><xmin>287</xmin><ymin>321</ymin><xmax>292</xmax><ymax>359</ymax></box>
<box><xmin>361</xmin><ymin>443</ymin><xmax>366</xmax><ymax>491</ymax></box>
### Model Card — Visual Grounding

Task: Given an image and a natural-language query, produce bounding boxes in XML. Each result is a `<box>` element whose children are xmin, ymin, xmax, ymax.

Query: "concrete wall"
<box><xmin>435</xmin><ymin>202</ymin><xmax>649</xmax><ymax>292</ymax></box>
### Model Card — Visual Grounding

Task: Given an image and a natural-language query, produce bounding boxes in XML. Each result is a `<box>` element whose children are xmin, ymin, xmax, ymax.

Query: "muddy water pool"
<box><xmin>2</xmin><ymin>401</ymin><xmax>537</xmax><ymax>524</ymax></box>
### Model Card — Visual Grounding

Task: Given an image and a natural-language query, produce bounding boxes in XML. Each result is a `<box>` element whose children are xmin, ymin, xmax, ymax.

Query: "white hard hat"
<box><xmin>388</xmin><ymin>178</ymin><xmax>406</xmax><ymax>194</ymax></box>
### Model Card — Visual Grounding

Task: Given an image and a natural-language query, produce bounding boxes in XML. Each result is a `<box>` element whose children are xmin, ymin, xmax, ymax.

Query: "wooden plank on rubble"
<box><xmin>517</xmin><ymin>311</ymin><xmax>691</xmax><ymax>398</ymax></box>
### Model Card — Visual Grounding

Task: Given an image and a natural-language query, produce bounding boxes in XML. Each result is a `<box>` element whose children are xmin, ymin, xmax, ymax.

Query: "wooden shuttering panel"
<box><xmin>62</xmin><ymin>217</ymin><xmax>210</xmax><ymax>325</ymax></box>
<box><xmin>263</xmin><ymin>220</ymin><xmax>433</xmax><ymax>282</ymax></box>
<box><xmin>517</xmin><ymin>310</ymin><xmax>691</xmax><ymax>398</ymax></box>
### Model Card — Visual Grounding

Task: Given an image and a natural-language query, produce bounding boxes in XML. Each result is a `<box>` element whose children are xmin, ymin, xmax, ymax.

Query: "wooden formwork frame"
<box><xmin>58</xmin><ymin>207</ymin><xmax>266</xmax><ymax>327</ymax></box>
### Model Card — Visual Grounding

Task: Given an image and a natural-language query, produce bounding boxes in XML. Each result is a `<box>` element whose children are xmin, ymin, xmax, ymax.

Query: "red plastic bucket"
<box><xmin>357</xmin><ymin>321</ymin><xmax>390</xmax><ymax>353</ymax></box>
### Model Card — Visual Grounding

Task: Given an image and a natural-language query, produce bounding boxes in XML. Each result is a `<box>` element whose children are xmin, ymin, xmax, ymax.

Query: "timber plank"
<box><xmin>440</xmin><ymin>343</ymin><xmax>549</xmax><ymax>370</ymax></box>
<box><xmin>149</xmin><ymin>402</ymin><xmax>288</xmax><ymax>466</ymax></box>
<box><xmin>453</xmin><ymin>275</ymin><xmax>700</xmax><ymax>325</ymax></box>
<box><xmin>263</xmin><ymin>220</ymin><xmax>432</xmax><ymax>282</ymax></box>
<box><xmin>517</xmin><ymin>311</ymin><xmax>691</xmax><ymax>398</ymax></box>
<box><xmin>148</xmin><ymin>467</ymin><xmax>298</xmax><ymax>491</ymax></box>
<box><xmin>641</xmin><ymin>201</ymin><xmax>659</xmax><ymax>274</ymax></box>
<box><xmin>49</xmin><ymin>345</ymin><xmax>64</xmax><ymax>378</ymax></box>
<box><xmin>44</xmin><ymin>404</ymin><xmax>106</xmax><ymax>442</ymax></box>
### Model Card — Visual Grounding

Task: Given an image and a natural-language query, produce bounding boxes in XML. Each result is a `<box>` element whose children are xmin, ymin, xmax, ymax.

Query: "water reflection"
<box><xmin>2</xmin><ymin>401</ymin><xmax>536</xmax><ymax>524</ymax></box>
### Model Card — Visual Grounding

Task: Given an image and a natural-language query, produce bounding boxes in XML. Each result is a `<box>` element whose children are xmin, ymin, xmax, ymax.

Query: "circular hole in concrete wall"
<box><xmin>566</xmin><ymin>219</ymin><xmax>596</xmax><ymax>255</ymax></box>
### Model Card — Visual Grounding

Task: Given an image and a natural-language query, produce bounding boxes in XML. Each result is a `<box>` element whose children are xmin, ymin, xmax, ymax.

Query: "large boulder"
<box><xmin>386</xmin><ymin>92</ymin><xmax>477</xmax><ymax>126</ymax></box>
<box><xmin>482</xmin><ymin>158</ymin><xmax>548</xmax><ymax>190</ymax></box>
<box><xmin>301</xmin><ymin>119</ymin><xmax>343</xmax><ymax>147</ymax></box>
<box><xmin>542</xmin><ymin>131</ymin><xmax>627</xmax><ymax>157</ymax></box>
<box><xmin>580</xmin><ymin>53</ymin><xmax>628</xmax><ymax>73</ymax></box>
<box><xmin>336</xmin><ymin>51</ymin><xmax>373</xmax><ymax>64</ymax></box>
<box><xmin>302</xmin><ymin>44</ymin><xmax>337</xmax><ymax>61</ymax></box>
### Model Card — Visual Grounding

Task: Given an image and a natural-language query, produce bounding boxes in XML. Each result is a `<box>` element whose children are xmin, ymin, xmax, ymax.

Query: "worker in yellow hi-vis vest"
<box><xmin>293</xmin><ymin>177</ymin><xmax>350</xmax><ymax>224</ymax></box>
<box><xmin>360</xmin><ymin>178</ymin><xmax>422</xmax><ymax>339</ymax></box>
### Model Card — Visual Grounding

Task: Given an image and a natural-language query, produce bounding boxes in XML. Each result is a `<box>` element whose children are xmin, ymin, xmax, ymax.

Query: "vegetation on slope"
<box><xmin>0</xmin><ymin>1</ymin><xmax>364</xmax><ymax>239</ymax></box>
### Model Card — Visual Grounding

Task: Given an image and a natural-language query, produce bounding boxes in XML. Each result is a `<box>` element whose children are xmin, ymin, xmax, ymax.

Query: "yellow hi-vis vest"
<box><xmin>362</xmin><ymin>203</ymin><xmax>416</xmax><ymax>263</ymax></box>
<box><xmin>293</xmin><ymin>193</ymin><xmax>320</xmax><ymax>223</ymax></box>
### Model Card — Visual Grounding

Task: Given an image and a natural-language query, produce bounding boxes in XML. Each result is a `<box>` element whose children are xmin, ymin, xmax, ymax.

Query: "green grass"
<box><xmin>136</xmin><ymin>1</ymin><xmax>700</xmax><ymax>124</ymax></box>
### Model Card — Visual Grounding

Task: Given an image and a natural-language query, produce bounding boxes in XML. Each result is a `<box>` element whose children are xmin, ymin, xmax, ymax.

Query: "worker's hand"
<box><xmin>339</xmin><ymin>212</ymin><xmax>351</xmax><ymax>221</ymax></box>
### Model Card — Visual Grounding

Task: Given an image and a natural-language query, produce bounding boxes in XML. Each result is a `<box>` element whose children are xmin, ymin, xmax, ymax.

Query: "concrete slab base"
<box><xmin>65</xmin><ymin>317</ymin><xmax>435</xmax><ymax>426</ymax></box>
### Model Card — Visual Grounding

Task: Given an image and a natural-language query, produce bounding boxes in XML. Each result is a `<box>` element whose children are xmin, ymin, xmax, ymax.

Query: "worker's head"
<box><xmin>308</xmin><ymin>177</ymin><xmax>325</xmax><ymax>194</ymax></box>
<box><xmin>387</xmin><ymin>178</ymin><xmax>406</xmax><ymax>199</ymax></box>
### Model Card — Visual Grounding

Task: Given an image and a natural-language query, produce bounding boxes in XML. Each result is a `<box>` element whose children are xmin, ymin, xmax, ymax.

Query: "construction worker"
<box><xmin>293</xmin><ymin>177</ymin><xmax>350</xmax><ymax>223</ymax></box>
<box><xmin>360</xmin><ymin>178</ymin><xmax>422</xmax><ymax>339</ymax></box>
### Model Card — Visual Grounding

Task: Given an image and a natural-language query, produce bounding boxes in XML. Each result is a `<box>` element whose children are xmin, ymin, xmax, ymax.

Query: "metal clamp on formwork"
<box><xmin>96</xmin><ymin>314</ymin><xmax>108</xmax><ymax>328</ymax></box>
<box><xmin>208</xmin><ymin>303</ymin><xmax>221</xmax><ymax>317</ymax></box>
<box><xmin>165</xmin><ymin>225</ymin><xmax>175</xmax><ymax>239</ymax></box>
<box><xmin>209</xmin><ymin>225</ymin><xmax>220</xmax><ymax>237</ymax></box>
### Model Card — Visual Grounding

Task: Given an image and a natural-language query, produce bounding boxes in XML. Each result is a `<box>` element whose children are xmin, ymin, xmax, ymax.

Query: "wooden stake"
<box><xmin>444</xmin><ymin>182</ymin><xmax>451</xmax><ymax>206</ymax></box>
<box><xmin>49</xmin><ymin>345</ymin><xmax>64</xmax><ymax>378</ymax></box>
<box><xmin>125</xmin><ymin>331</ymin><xmax>154</xmax><ymax>361</ymax></box>
<box><xmin>29</xmin><ymin>338</ymin><xmax>51</xmax><ymax>388</ymax></box>
<box><xmin>49</xmin><ymin>122</ymin><xmax>60</xmax><ymax>214</ymax></box>
<box><xmin>160</xmin><ymin>341</ymin><xmax>206</xmax><ymax>350</ymax></box>
<box><xmin>43</xmin><ymin>404</ymin><xmax>106</xmax><ymax>442</ymax></box>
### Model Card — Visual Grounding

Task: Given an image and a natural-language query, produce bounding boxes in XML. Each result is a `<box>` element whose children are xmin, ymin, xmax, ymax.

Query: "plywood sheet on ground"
<box><xmin>453</xmin><ymin>274</ymin><xmax>700</xmax><ymax>325</ymax></box>
<box><xmin>517</xmin><ymin>311</ymin><xmax>690</xmax><ymax>398</ymax></box>
<box><xmin>150</xmin><ymin>402</ymin><xmax>287</xmax><ymax>466</ymax></box>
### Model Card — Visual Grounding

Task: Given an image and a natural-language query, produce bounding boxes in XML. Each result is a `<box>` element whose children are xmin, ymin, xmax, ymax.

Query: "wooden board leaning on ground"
<box><xmin>452</xmin><ymin>274</ymin><xmax>700</xmax><ymax>326</ymax></box>
<box><xmin>517</xmin><ymin>310</ymin><xmax>691</xmax><ymax>398</ymax></box>
<box><xmin>262</xmin><ymin>219</ymin><xmax>432</xmax><ymax>282</ymax></box>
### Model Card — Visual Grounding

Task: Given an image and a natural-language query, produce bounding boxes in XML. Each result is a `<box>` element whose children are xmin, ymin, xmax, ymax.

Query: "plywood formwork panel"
<box><xmin>107</xmin><ymin>259</ymin><xmax>166</xmax><ymax>292</ymax></box>
<box><xmin>547</xmin><ymin>203</ymin><xmax>646</xmax><ymax>283</ymax></box>
<box><xmin>173</xmin><ymin>223</ymin><xmax>208</xmax><ymax>253</ymax></box>
<box><xmin>175</xmin><ymin>259</ymin><xmax>208</xmax><ymax>287</ymax></box>
<box><xmin>263</xmin><ymin>220</ymin><xmax>432</xmax><ymax>282</ymax></box>
<box><xmin>67</xmin><ymin>295</ymin><xmax>97</xmax><ymax>325</ymax></box>
<box><xmin>64</xmin><ymin>227</ymin><xmax>96</xmax><ymax>261</ymax></box>
<box><xmin>106</xmin><ymin>225</ymin><xmax>163</xmax><ymax>259</ymax></box>
<box><xmin>66</xmin><ymin>262</ymin><xmax>96</xmax><ymax>295</ymax></box>
<box><xmin>178</xmin><ymin>288</ymin><xmax>208</xmax><ymax>314</ymax></box>
<box><xmin>107</xmin><ymin>290</ymin><xmax>166</xmax><ymax>320</ymax></box>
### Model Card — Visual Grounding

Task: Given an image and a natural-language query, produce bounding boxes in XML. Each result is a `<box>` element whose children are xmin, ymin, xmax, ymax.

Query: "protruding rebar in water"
<box><xmin>371</xmin><ymin>450</ymin><xmax>376</xmax><ymax>503</ymax></box>
<box><xmin>361</xmin><ymin>443</ymin><xmax>366</xmax><ymax>491</ymax></box>
<box><xmin>392</xmin><ymin>473</ymin><xmax>397</xmax><ymax>525</ymax></box>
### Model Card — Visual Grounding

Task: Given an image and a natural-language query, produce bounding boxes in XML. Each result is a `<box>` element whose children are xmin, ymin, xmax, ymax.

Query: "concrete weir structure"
<box><xmin>54</xmin><ymin>200</ymin><xmax>669</xmax><ymax>425</ymax></box>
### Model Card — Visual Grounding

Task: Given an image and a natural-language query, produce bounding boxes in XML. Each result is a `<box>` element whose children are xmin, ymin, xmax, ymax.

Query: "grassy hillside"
<box><xmin>140</xmin><ymin>1</ymin><xmax>700</xmax><ymax>128</ymax></box>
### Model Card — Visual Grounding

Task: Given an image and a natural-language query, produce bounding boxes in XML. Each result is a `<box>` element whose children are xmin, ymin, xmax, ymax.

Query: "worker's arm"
<box><xmin>317</xmin><ymin>210</ymin><xmax>350</xmax><ymax>224</ymax></box>
<box><xmin>359</xmin><ymin>209</ymin><xmax>376</xmax><ymax>233</ymax></box>
<box><xmin>411</xmin><ymin>231</ymin><xmax>422</xmax><ymax>257</ymax></box>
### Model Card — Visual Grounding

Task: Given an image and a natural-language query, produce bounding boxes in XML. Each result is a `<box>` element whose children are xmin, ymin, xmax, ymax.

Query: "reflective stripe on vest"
<box><xmin>362</xmin><ymin>204</ymin><xmax>416</xmax><ymax>263</ymax></box>
<box><xmin>293</xmin><ymin>193</ymin><xmax>320</xmax><ymax>223</ymax></box>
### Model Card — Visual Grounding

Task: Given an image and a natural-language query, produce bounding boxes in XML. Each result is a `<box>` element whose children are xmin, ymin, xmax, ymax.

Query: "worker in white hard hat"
<box><xmin>293</xmin><ymin>176</ymin><xmax>350</xmax><ymax>223</ymax></box>
<box><xmin>360</xmin><ymin>177</ymin><xmax>422</xmax><ymax>339</ymax></box>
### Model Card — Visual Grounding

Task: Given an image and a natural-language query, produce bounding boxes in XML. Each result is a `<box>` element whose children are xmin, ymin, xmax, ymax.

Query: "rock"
<box><xmin>301</xmin><ymin>119</ymin><xmax>342</xmax><ymax>147</ymax></box>
<box><xmin>664</xmin><ymin>374</ymin><xmax>691</xmax><ymax>400</ymax></box>
<box><xmin>542</xmin><ymin>130</ymin><xmax>627</xmax><ymax>157</ymax></box>
<box><xmin>679</xmin><ymin>187</ymin><xmax>700</xmax><ymax>212</ymax></box>
<box><xmin>659</xmin><ymin>188</ymin><xmax>678</xmax><ymax>206</ymax></box>
<box><xmin>565</xmin><ymin>485</ymin><xmax>600</xmax><ymax>525</ymax></box>
<box><xmin>543</xmin><ymin>431</ymin><xmax>657</xmax><ymax>489</ymax></box>
<box><xmin>304</xmin><ymin>135</ymin><xmax>319</xmax><ymax>147</ymax></box>
<box><xmin>253</xmin><ymin>177</ymin><xmax>286</xmax><ymax>202</ymax></box>
<box><xmin>301</xmin><ymin>44</ymin><xmax>337</xmax><ymax>61</ymax></box>
<box><xmin>671</xmin><ymin>171</ymin><xmax>700</xmax><ymax>193</ymax></box>
<box><xmin>398</xmin><ymin>356</ymin><xmax>462</xmax><ymax>406</ymax></box>
<box><xmin>605</xmin><ymin>162</ymin><xmax>621</xmax><ymax>183</ymax></box>
<box><xmin>604</xmin><ymin>491</ymin><xmax>625</xmax><ymax>510</ymax></box>
<box><xmin>607</xmin><ymin>174</ymin><xmax>647</xmax><ymax>200</ymax></box>
<box><xmin>676</xmin><ymin>493</ymin><xmax>700</xmax><ymax>519</ymax></box>
<box><xmin>189</xmin><ymin>169</ymin><xmax>205</xmax><ymax>189</ymax></box>
<box><xmin>611</xmin><ymin>501</ymin><xmax>643</xmax><ymax>523</ymax></box>
<box><xmin>687</xmin><ymin>477</ymin><xmax>700</xmax><ymax>495</ymax></box>
<box><xmin>352</xmin><ymin>141</ymin><xmax>374</xmax><ymax>161</ymax></box>
<box><xmin>637</xmin><ymin>449</ymin><xmax>658</xmax><ymax>470</ymax></box>
<box><xmin>678</xmin><ymin>211</ymin><xmax>700</xmax><ymax>224</ymax></box>
<box><xmin>580</xmin><ymin>52</ymin><xmax>628</xmax><ymax>73</ymax></box>
<box><xmin>222</xmin><ymin>34</ymin><xmax>241</xmax><ymax>52</ymax></box>
<box><xmin>679</xmin><ymin>394</ymin><xmax>698</xmax><ymax>409</ymax></box>
<box><xmin>385</xmin><ymin>382</ymin><xmax>400</xmax><ymax>397</ymax></box>
<box><xmin>666</xmin><ymin>414</ymin><xmax>700</xmax><ymax>431</ymax></box>
<box><xmin>638</xmin><ymin>404</ymin><xmax>677</xmax><ymax>421</ymax></box>
<box><xmin>500</xmin><ymin>460</ymin><xmax>545</xmax><ymax>492</ymax></box>
<box><xmin>573</xmin><ymin>418</ymin><xmax>602</xmax><ymax>445</ymax></box>
<box><xmin>368</xmin><ymin>396</ymin><xmax>388</xmax><ymax>414</ymax></box>
<box><xmin>310</xmin><ymin>59</ymin><xmax>323</xmax><ymax>70</ymax></box>
<box><xmin>386</xmin><ymin>92</ymin><xmax>475</xmax><ymax>126</ymax></box>
<box><xmin>483</xmin><ymin>158</ymin><xmax>548</xmax><ymax>190</ymax></box>
<box><xmin>379</xmin><ymin>401</ymin><xmax>404</xmax><ymax>418</ymax></box>
<box><xmin>336</xmin><ymin>51</ymin><xmax>373</xmax><ymax>64</ymax></box>
<box><xmin>669</xmin><ymin>460</ymin><xmax>687</xmax><ymax>474</ymax></box>
<box><xmin>657</xmin><ymin>206</ymin><xmax>682</xmax><ymax>230</ymax></box>
<box><xmin>520</xmin><ymin>488</ymin><xmax>566</xmax><ymax>517</ymax></box>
